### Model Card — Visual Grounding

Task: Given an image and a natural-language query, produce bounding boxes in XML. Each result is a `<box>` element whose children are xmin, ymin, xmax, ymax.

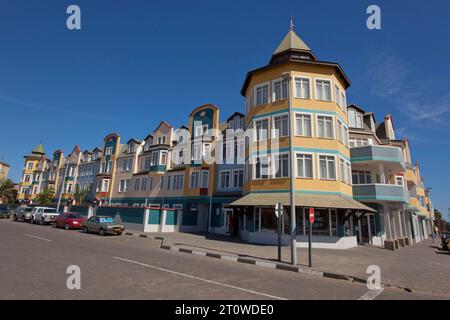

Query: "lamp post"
<box><xmin>282</xmin><ymin>71</ymin><xmax>297</xmax><ymax>265</ymax></box>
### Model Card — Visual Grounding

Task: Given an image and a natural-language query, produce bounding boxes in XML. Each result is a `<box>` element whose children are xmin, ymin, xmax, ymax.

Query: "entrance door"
<box><xmin>359</xmin><ymin>214</ymin><xmax>375</xmax><ymax>244</ymax></box>
<box><xmin>197</xmin><ymin>204</ymin><xmax>208</xmax><ymax>232</ymax></box>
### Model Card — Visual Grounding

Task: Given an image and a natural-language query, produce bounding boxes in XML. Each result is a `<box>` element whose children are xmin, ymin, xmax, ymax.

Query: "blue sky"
<box><xmin>0</xmin><ymin>0</ymin><xmax>449</xmax><ymax>218</ymax></box>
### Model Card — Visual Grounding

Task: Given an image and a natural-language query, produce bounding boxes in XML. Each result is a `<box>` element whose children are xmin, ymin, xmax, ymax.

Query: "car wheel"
<box><xmin>99</xmin><ymin>228</ymin><xmax>106</xmax><ymax>236</ymax></box>
<box><xmin>83</xmin><ymin>226</ymin><xmax>88</xmax><ymax>233</ymax></box>
<box><xmin>65</xmin><ymin>224</ymin><xmax>70</xmax><ymax>230</ymax></box>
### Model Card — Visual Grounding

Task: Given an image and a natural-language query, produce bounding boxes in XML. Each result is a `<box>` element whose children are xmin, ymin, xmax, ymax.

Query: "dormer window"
<box><xmin>127</xmin><ymin>144</ymin><xmax>135</xmax><ymax>154</ymax></box>
<box><xmin>348</xmin><ymin>109</ymin><xmax>363</xmax><ymax>129</ymax></box>
<box><xmin>105</xmin><ymin>146</ymin><xmax>113</xmax><ymax>156</ymax></box>
<box><xmin>157</xmin><ymin>136</ymin><xmax>167</xmax><ymax>145</ymax></box>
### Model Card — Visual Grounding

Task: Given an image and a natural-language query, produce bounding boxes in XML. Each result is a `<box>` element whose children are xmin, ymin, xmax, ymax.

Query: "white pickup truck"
<box><xmin>31</xmin><ymin>207</ymin><xmax>60</xmax><ymax>225</ymax></box>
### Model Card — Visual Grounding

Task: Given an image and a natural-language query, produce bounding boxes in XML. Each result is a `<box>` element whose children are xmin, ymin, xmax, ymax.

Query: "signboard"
<box><xmin>275</xmin><ymin>202</ymin><xmax>283</xmax><ymax>218</ymax></box>
<box><xmin>309</xmin><ymin>207</ymin><xmax>315</xmax><ymax>224</ymax></box>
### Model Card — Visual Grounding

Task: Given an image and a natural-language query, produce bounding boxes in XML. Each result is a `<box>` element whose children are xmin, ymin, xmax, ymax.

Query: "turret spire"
<box><xmin>289</xmin><ymin>16</ymin><xmax>294</xmax><ymax>31</ymax></box>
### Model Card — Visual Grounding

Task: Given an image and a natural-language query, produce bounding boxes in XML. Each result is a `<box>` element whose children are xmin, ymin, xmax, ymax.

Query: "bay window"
<box><xmin>272</xmin><ymin>79</ymin><xmax>288</xmax><ymax>101</ymax></box>
<box><xmin>294</xmin><ymin>77</ymin><xmax>310</xmax><ymax>99</ymax></box>
<box><xmin>317</xmin><ymin>115</ymin><xmax>334</xmax><ymax>139</ymax></box>
<box><xmin>272</xmin><ymin>114</ymin><xmax>289</xmax><ymax>138</ymax></box>
<box><xmin>315</xmin><ymin>79</ymin><xmax>332</xmax><ymax>101</ymax></box>
<box><xmin>295</xmin><ymin>113</ymin><xmax>312</xmax><ymax>137</ymax></box>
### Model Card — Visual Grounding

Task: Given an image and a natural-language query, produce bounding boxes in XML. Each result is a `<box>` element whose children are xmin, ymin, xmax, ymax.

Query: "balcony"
<box><xmin>353</xmin><ymin>184</ymin><xmax>409</xmax><ymax>203</ymax></box>
<box><xmin>350</xmin><ymin>145</ymin><xmax>405</xmax><ymax>171</ymax></box>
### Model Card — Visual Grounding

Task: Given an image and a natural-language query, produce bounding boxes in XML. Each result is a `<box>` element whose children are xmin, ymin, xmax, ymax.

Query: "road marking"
<box><xmin>114</xmin><ymin>256</ymin><xmax>287</xmax><ymax>300</ymax></box>
<box><xmin>24</xmin><ymin>234</ymin><xmax>52</xmax><ymax>242</ymax></box>
<box><xmin>358</xmin><ymin>288</ymin><xmax>384</xmax><ymax>300</ymax></box>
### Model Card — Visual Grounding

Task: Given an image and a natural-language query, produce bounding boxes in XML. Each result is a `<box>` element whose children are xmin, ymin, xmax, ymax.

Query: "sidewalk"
<box><xmin>130</xmin><ymin>231</ymin><xmax>450</xmax><ymax>296</ymax></box>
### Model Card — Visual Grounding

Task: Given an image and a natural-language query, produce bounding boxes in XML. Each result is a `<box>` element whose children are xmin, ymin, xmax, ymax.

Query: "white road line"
<box><xmin>358</xmin><ymin>288</ymin><xmax>384</xmax><ymax>300</ymax></box>
<box><xmin>114</xmin><ymin>256</ymin><xmax>287</xmax><ymax>300</ymax></box>
<box><xmin>24</xmin><ymin>234</ymin><xmax>52</xmax><ymax>242</ymax></box>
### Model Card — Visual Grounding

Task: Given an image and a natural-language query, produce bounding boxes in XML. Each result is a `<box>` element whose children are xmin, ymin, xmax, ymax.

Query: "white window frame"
<box><xmin>316</xmin><ymin>114</ymin><xmax>335</xmax><ymax>139</ymax></box>
<box><xmin>294</xmin><ymin>112</ymin><xmax>313</xmax><ymax>137</ymax></box>
<box><xmin>219</xmin><ymin>170</ymin><xmax>232</xmax><ymax>189</ymax></box>
<box><xmin>314</xmin><ymin>78</ymin><xmax>333</xmax><ymax>102</ymax></box>
<box><xmin>271</xmin><ymin>78</ymin><xmax>289</xmax><ymax>102</ymax></box>
<box><xmin>271</xmin><ymin>113</ymin><xmax>289</xmax><ymax>138</ymax></box>
<box><xmin>295</xmin><ymin>152</ymin><xmax>315</xmax><ymax>179</ymax></box>
<box><xmin>253</xmin><ymin>155</ymin><xmax>270</xmax><ymax>180</ymax></box>
<box><xmin>232</xmin><ymin>168</ymin><xmax>244</xmax><ymax>188</ymax></box>
<box><xmin>294</xmin><ymin>76</ymin><xmax>312</xmax><ymax>99</ymax></box>
<box><xmin>271</xmin><ymin>152</ymin><xmax>290</xmax><ymax>179</ymax></box>
<box><xmin>318</xmin><ymin>154</ymin><xmax>337</xmax><ymax>180</ymax></box>
<box><xmin>253</xmin><ymin>117</ymin><xmax>270</xmax><ymax>142</ymax></box>
<box><xmin>253</xmin><ymin>82</ymin><xmax>270</xmax><ymax>106</ymax></box>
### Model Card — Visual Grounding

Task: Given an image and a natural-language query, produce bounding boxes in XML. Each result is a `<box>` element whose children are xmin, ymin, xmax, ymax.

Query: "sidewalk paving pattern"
<box><xmin>125</xmin><ymin>230</ymin><xmax>450</xmax><ymax>296</ymax></box>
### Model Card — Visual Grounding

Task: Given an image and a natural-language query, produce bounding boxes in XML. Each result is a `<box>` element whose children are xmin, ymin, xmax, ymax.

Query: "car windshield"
<box><xmin>67</xmin><ymin>213</ymin><xmax>81</xmax><ymax>219</ymax></box>
<box><xmin>99</xmin><ymin>217</ymin><xmax>114</xmax><ymax>223</ymax></box>
<box><xmin>24</xmin><ymin>208</ymin><xmax>33</xmax><ymax>212</ymax></box>
<box><xmin>44</xmin><ymin>209</ymin><xmax>57</xmax><ymax>213</ymax></box>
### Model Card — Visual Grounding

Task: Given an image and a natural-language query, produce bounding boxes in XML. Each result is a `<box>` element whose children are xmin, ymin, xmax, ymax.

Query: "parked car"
<box><xmin>82</xmin><ymin>216</ymin><xmax>125</xmax><ymax>236</ymax></box>
<box><xmin>31</xmin><ymin>207</ymin><xmax>60</xmax><ymax>225</ymax></box>
<box><xmin>441</xmin><ymin>232</ymin><xmax>450</xmax><ymax>251</ymax></box>
<box><xmin>54</xmin><ymin>212</ymin><xmax>85</xmax><ymax>230</ymax></box>
<box><xmin>14</xmin><ymin>206</ymin><xmax>34</xmax><ymax>222</ymax></box>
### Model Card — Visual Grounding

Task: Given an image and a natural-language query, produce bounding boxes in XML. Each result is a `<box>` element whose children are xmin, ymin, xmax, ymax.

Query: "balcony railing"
<box><xmin>353</xmin><ymin>184</ymin><xmax>409</xmax><ymax>203</ymax></box>
<box><xmin>350</xmin><ymin>145</ymin><xmax>405</xmax><ymax>169</ymax></box>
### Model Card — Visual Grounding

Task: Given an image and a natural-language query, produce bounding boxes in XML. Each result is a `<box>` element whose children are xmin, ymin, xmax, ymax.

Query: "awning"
<box><xmin>226</xmin><ymin>192</ymin><xmax>376</xmax><ymax>212</ymax></box>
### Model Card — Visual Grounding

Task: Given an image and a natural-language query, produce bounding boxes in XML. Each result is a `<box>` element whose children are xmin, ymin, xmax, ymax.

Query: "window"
<box><xmin>294</xmin><ymin>77</ymin><xmax>310</xmax><ymax>99</ymax></box>
<box><xmin>346</xmin><ymin>162</ymin><xmax>352</xmax><ymax>185</ymax></box>
<box><xmin>157</xmin><ymin>136</ymin><xmax>167</xmax><ymax>145</ymax></box>
<box><xmin>295</xmin><ymin>113</ymin><xmax>312</xmax><ymax>137</ymax></box>
<box><xmin>352</xmin><ymin>170</ymin><xmax>372</xmax><ymax>184</ymax></box>
<box><xmin>254</xmin><ymin>156</ymin><xmax>270</xmax><ymax>180</ymax></box>
<box><xmin>348</xmin><ymin>109</ymin><xmax>363</xmax><ymax>129</ymax></box>
<box><xmin>396</xmin><ymin>176</ymin><xmax>404</xmax><ymax>186</ymax></box>
<box><xmin>151</xmin><ymin>152</ymin><xmax>159</xmax><ymax>166</ymax></box>
<box><xmin>201</xmin><ymin>170</ymin><xmax>209</xmax><ymax>188</ymax></box>
<box><xmin>232</xmin><ymin>169</ymin><xmax>244</xmax><ymax>188</ymax></box>
<box><xmin>101</xmin><ymin>179</ymin><xmax>110</xmax><ymax>192</ymax></box>
<box><xmin>105</xmin><ymin>146</ymin><xmax>113</xmax><ymax>156</ymax></box>
<box><xmin>159</xmin><ymin>176</ymin><xmax>164</xmax><ymax>190</ymax></box>
<box><xmin>319</xmin><ymin>155</ymin><xmax>336</xmax><ymax>180</ymax></box>
<box><xmin>220</xmin><ymin>170</ymin><xmax>231</xmax><ymax>189</ymax></box>
<box><xmin>27</xmin><ymin>162</ymin><xmax>34</xmax><ymax>170</ymax></box>
<box><xmin>134</xmin><ymin>178</ymin><xmax>140</xmax><ymax>191</ymax></box>
<box><xmin>166</xmin><ymin>175</ymin><xmax>172</xmax><ymax>190</ymax></box>
<box><xmin>160</xmin><ymin>151</ymin><xmax>167</xmax><ymax>165</ymax></box>
<box><xmin>143</xmin><ymin>156</ymin><xmax>152</xmax><ymax>170</ymax></box>
<box><xmin>254</xmin><ymin>118</ymin><xmax>269</xmax><ymax>141</ymax></box>
<box><xmin>335</xmin><ymin>85</ymin><xmax>341</xmax><ymax>107</ymax></box>
<box><xmin>272</xmin><ymin>114</ymin><xmax>289</xmax><ymax>138</ymax></box>
<box><xmin>190</xmin><ymin>171</ymin><xmax>200</xmax><ymax>188</ymax></box>
<box><xmin>340</xmin><ymin>92</ymin><xmax>347</xmax><ymax>110</ymax></box>
<box><xmin>349</xmin><ymin>138</ymin><xmax>369</xmax><ymax>148</ymax></box>
<box><xmin>127</xmin><ymin>144</ymin><xmax>135</xmax><ymax>153</ymax></box>
<box><xmin>254</xmin><ymin>83</ymin><xmax>269</xmax><ymax>106</ymax></box>
<box><xmin>317</xmin><ymin>116</ymin><xmax>334</xmax><ymax>139</ymax></box>
<box><xmin>273</xmin><ymin>153</ymin><xmax>289</xmax><ymax>178</ymax></box>
<box><xmin>315</xmin><ymin>79</ymin><xmax>332</xmax><ymax>101</ymax></box>
<box><xmin>340</xmin><ymin>158</ymin><xmax>346</xmax><ymax>183</ymax></box>
<box><xmin>337</xmin><ymin>120</ymin><xmax>343</xmax><ymax>142</ymax></box>
<box><xmin>296</xmin><ymin>154</ymin><xmax>313</xmax><ymax>178</ymax></box>
<box><xmin>173</xmin><ymin>174</ymin><xmax>184</xmax><ymax>190</ymax></box>
<box><xmin>118</xmin><ymin>179</ymin><xmax>130</xmax><ymax>192</ymax></box>
<box><xmin>272</xmin><ymin>79</ymin><xmax>288</xmax><ymax>101</ymax></box>
<box><xmin>141</xmin><ymin>177</ymin><xmax>147</xmax><ymax>191</ymax></box>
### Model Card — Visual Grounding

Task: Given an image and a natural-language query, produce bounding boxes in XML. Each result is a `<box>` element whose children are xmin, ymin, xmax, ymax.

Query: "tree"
<box><xmin>73</xmin><ymin>185</ymin><xmax>88</xmax><ymax>205</ymax></box>
<box><xmin>35</xmin><ymin>188</ymin><xmax>55</xmax><ymax>205</ymax></box>
<box><xmin>434</xmin><ymin>209</ymin><xmax>448</xmax><ymax>233</ymax></box>
<box><xmin>0</xmin><ymin>179</ymin><xmax>17</xmax><ymax>204</ymax></box>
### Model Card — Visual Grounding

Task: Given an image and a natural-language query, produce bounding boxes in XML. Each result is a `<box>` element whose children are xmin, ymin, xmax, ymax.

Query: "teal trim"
<box><xmin>150</xmin><ymin>165</ymin><xmax>167</xmax><ymax>172</ymax></box>
<box><xmin>243</xmin><ymin>189</ymin><xmax>353</xmax><ymax>197</ymax></box>
<box><xmin>351</xmin><ymin>157</ymin><xmax>403</xmax><ymax>163</ymax></box>
<box><xmin>354</xmin><ymin>195</ymin><xmax>406</xmax><ymax>202</ymax></box>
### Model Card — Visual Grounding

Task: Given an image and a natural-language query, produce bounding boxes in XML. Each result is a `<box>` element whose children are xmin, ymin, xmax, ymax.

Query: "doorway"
<box><xmin>358</xmin><ymin>214</ymin><xmax>376</xmax><ymax>244</ymax></box>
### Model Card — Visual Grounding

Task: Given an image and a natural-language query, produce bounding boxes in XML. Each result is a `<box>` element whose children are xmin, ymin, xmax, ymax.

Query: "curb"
<box><xmin>124</xmin><ymin>231</ymin><xmax>411</xmax><ymax>292</ymax></box>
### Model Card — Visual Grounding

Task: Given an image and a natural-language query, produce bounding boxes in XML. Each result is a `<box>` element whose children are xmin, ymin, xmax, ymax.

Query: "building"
<box><xmin>17</xmin><ymin>144</ymin><xmax>46</xmax><ymax>203</ymax></box>
<box><xmin>227</xmin><ymin>23</ymin><xmax>375</xmax><ymax>249</ymax></box>
<box><xmin>0</xmin><ymin>161</ymin><xmax>10</xmax><ymax>182</ymax></box>
<box><xmin>76</xmin><ymin>148</ymin><xmax>102</xmax><ymax>202</ymax></box>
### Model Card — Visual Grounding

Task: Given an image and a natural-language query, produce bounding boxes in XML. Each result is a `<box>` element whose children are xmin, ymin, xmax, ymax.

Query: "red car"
<box><xmin>54</xmin><ymin>212</ymin><xmax>85</xmax><ymax>230</ymax></box>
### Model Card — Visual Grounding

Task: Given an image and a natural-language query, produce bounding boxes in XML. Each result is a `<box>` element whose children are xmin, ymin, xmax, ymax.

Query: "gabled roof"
<box><xmin>153</xmin><ymin>121</ymin><xmax>173</xmax><ymax>133</ymax></box>
<box><xmin>126</xmin><ymin>138</ymin><xmax>142</xmax><ymax>145</ymax></box>
<box><xmin>226</xmin><ymin>112</ymin><xmax>245</xmax><ymax>122</ymax></box>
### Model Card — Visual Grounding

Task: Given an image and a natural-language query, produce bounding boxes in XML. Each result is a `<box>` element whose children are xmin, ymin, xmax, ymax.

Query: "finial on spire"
<box><xmin>289</xmin><ymin>16</ymin><xmax>294</xmax><ymax>31</ymax></box>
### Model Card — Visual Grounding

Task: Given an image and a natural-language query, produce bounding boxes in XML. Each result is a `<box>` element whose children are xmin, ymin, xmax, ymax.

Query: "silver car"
<box><xmin>14</xmin><ymin>207</ymin><xmax>34</xmax><ymax>222</ymax></box>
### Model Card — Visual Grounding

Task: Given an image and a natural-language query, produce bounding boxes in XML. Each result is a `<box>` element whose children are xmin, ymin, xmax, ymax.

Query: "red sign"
<box><xmin>309</xmin><ymin>208</ymin><xmax>315</xmax><ymax>224</ymax></box>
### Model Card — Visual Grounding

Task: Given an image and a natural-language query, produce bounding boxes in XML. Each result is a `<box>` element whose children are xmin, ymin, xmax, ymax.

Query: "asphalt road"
<box><xmin>0</xmin><ymin>219</ymin><xmax>442</xmax><ymax>300</ymax></box>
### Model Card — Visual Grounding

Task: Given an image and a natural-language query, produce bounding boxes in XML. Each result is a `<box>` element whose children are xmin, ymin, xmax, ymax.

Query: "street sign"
<box><xmin>275</xmin><ymin>202</ymin><xmax>284</xmax><ymax>218</ymax></box>
<box><xmin>309</xmin><ymin>207</ymin><xmax>315</xmax><ymax>224</ymax></box>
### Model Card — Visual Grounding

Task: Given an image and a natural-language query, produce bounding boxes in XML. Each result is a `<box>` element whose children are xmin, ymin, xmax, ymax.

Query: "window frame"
<box><xmin>318</xmin><ymin>154</ymin><xmax>337</xmax><ymax>180</ymax></box>
<box><xmin>295</xmin><ymin>152</ymin><xmax>315</xmax><ymax>179</ymax></box>
<box><xmin>316</xmin><ymin>114</ymin><xmax>335</xmax><ymax>139</ymax></box>
<box><xmin>314</xmin><ymin>78</ymin><xmax>333</xmax><ymax>102</ymax></box>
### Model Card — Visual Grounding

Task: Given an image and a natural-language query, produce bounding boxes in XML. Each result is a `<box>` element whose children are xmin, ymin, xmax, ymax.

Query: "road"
<box><xmin>0</xmin><ymin>219</ymin><xmax>442</xmax><ymax>300</ymax></box>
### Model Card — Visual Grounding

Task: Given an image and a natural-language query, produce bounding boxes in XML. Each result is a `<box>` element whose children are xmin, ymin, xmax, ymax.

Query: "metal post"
<box><xmin>282</xmin><ymin>72</ymin><xmax>297</xmax><ymax>265</ymax></box>
<box><xmin>308</xmin><ymin>219</ymin><xmax>312</xmax><ymax>267</ymax></box>
<box><xmin>278</xmin><ymin>214</ymin><xmax>281</xmax><ymax>262</ymax></box>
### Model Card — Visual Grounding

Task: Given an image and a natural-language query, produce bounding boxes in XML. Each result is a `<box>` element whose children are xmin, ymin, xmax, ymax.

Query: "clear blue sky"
<box><xmin>1</xmin><ymin>0</ymin><xmax>449</xmax><ymax>218</ymax></box>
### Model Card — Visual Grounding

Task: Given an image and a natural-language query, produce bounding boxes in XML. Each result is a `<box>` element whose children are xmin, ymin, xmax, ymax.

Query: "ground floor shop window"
<box><xmin>296</xmin><ymin>208</ymin><xmax>338</xmax><ymax>236</ymax></box>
